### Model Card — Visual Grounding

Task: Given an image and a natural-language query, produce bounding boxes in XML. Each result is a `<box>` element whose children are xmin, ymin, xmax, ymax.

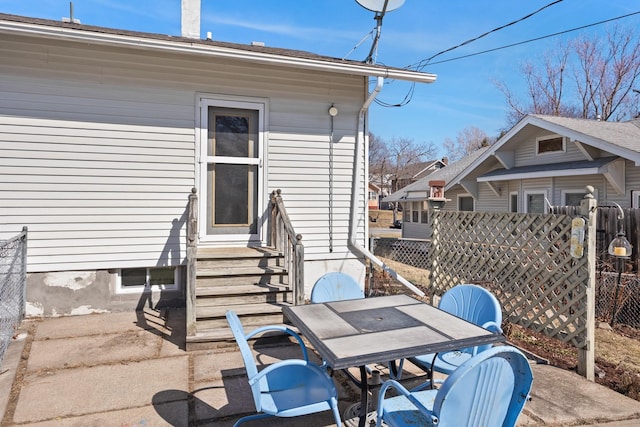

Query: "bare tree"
<box><xmin>496</xmin><ymin>25</ymin><xmax>640</xmax><ymax>127</ymax></box>
<box><xmin>386</xmin><ymin>137</ymin><xmax>438</xmax><ymax>193</ymax></box>
<box><xmin>443</xmin><ymin>126</ymin><xmax>492</xmax><ymax>162</ymax></box>
<box><xmin>369</xmin><ymin>132</ymin><xmax>394</xmax><ymax>199</ymax></box>
<box><xmin>572</xmin><ymin>26</ymin><xmax>640</xmax><ymax>121</ymax></box>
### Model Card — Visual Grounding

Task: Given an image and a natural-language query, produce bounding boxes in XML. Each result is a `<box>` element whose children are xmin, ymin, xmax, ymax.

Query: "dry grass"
<box><xmin>369</xmin><ymin>210</ymin><xmax>395</xmax><ymax>228</ymax></box>
<box><xmin>596</xmin><ymin>327</ymin><xmax>640</xmax><ymax>369</ymax></box>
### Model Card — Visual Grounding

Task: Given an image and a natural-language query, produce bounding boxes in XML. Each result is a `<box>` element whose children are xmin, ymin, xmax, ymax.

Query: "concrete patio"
<box><xmin>1</xmin><ymin>308</ymin><xmax>640</xmax><ymax>426</ymax></box>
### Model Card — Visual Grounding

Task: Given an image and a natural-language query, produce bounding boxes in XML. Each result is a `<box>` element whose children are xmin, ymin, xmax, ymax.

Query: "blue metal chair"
<box><xmin>376</xmin><ymin>346</ymin><xmax>533</xmax><ymax>427</ymax></box>
<box><xmin>310</xmin><ymin>271</ymin><xmax>364</xmax><ymax>303</ymax></box>
<box><xmin>394</xmin><ymin>284</ymin><xmax>503</xmax><ymax>379</ymax></box>
<box><xmin>225</xmin><ymin>310</ymin><xmax>342</xmax><ymax>426</ymax></box>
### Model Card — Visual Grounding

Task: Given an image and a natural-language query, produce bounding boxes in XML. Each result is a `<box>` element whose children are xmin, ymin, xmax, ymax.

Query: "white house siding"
<box><xmin>475</xmin><ymin>183</ymin><xmax>508</xmax><ymax>212</ymax></box>
<box><xmin>513</xmin><ymin>131</ymin><xmax>588</xmax><ymax>167</ymax></box>
<box><xmin>0</xmin><ymin>32</ymin><xmax>369</xmax><ymax>313</ymax></box>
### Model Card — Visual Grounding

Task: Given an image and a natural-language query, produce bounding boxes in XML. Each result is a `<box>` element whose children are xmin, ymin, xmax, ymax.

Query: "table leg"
<box><xmin>358</xmin><ymin>365</ymin><xmax>368</xmax><ymax>427</ymax></box>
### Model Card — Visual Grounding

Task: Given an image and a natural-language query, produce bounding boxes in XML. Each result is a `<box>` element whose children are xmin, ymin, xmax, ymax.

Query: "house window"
<box><xmin>633</xmin><ymin>190</ymin><xmax>640</xmax><ymax>209</ymax></box>
<box><xmin>118</xmin><ymin>267</ymin><xmax>179</xmax><ymax>293</ymax></box>
<box><xmin>525</xmin><ymin>192</ymin><xmax>547</xmax><ymax>213</ymax></box>
<box><xmin>402</xmin><ymin>204</ymin><xmax>409</xmax><ymax>222</ymax></box>
<box><xmin>412</xmin><ymin>202</ymin><xmax>419</xmax><ymax>222</ymax></box>
<box><xmin>510</xmin><ymin>192</ymin><xmax>518</xmax><ymax>213</ymax></box>
<box><xmin>563</xmin><ymin>192</ymin><xmax>584</xmax><ymax>206</ymax></box>
<box><xmin>421</xmin><ymin>209</ymin><xmax>428</xmax><ymax>224</ymax></box>
<box><xmin>536</xmin><ymin>135</ymin><xmax>565</xmax><ymax>155</ymax></box>
<box><xmin>458</xmin><ymin>195</ymin><xmax>474</xmax><ymax>212</ymax></box>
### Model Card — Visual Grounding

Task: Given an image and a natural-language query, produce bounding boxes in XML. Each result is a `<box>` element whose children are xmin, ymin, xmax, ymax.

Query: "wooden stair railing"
<box><xmin>270</xmin><ymin>189</ymin><xmax>304</xmax><ymax>306</ymax></box>
<box><xmin>186</xmin><ymin>187</ymin><xmax>198</xmax><ymax>336</ymax></box>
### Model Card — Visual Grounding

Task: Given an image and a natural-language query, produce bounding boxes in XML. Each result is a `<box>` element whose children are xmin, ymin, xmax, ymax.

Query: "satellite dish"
<box><xmin>355</xmin><ymin>0</ymin><xmax>405</xmax><ymax>13</ymax></box>
<box><xmin>354</xmin><ymin>0</ymin><xmax>406</xmax><ymax>63</ymax></box>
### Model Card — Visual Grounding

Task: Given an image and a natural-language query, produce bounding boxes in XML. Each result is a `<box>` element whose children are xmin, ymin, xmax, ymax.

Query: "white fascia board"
<box><xmin>477</xmin><ymin>166</ymin><xmax>603</xmax><ymax>182</ymax></box>
<box><xmin>0</xmin><ymin>20</ymin><xmax>437</xmax><ymax>84</ymax></box>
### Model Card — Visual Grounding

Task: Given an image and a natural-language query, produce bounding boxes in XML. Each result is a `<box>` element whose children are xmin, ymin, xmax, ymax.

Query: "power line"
<box><xmin>425</xmin><ymin>10</ymin><xmax>640</xmax><ymax>67</ymax></box>
<box><xmin>411</xmin><ymin>0</ymin><xmax>565</xmax><ymax>71</ymax></box>
<box><xmin>375</xmin><ymin>9</ymin><xmax>640</xmax><ymax>108</ymax></box>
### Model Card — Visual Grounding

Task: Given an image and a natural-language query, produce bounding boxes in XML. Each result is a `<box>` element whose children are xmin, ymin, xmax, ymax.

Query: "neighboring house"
<box><xmin>0</xmin><ymin>4</ymin><xmax>436</xmax><ymax>318</ymax></box>
<box><xmin>391</xmin><ymin>159</ymin><xmax>447</xmax><ymax>192</ymax></box>
<box><xmin>368</xmin><ymin>182</ymin><xmax>382</xmax><ymax>210</ymax></box>
<box><xmin>384</xmin><ymin>149</ymin><xmax>488</xmax><ymax>239</ymax></box>
<box><xmin>386</xmin><ymin>114</ymin><xmax>640</xmax><ymax>239</ymax></box>
<box><xmin>373</xmin><ymin>159</ymin><xmax>446</xmax><ymax>210</ymax></box>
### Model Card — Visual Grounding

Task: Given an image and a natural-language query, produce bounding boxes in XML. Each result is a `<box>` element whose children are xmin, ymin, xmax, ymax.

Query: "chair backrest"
<box><xmin>439</xmin><ymin>284</ymin><xmax>502</xmax><ymax>353</ymax></box>
<box><xmin>310</xmin><ymin>272</ymin><xmax>364</xmax><ymax>303</ymax></box>
<box><xmin>433</xmin><ymin>346</ymin><xmax>533</xmax><ymax>427</ymax></box>
<box><xmin>225</xmin><ymin>311</ymin><xmax>261</xmax><ymax>408</ymax></box>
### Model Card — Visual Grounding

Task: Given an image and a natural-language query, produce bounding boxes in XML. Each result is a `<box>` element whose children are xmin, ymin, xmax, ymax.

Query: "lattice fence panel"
<box><xmin>428</xmin><ymin>211</ymin><xmax>591</xmax><ymax>349</ymax></box>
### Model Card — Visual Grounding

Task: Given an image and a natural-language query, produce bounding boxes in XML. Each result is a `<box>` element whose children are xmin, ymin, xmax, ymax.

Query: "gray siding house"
<box><xmin>386</xmin><ymin>115</ymin><xmax>640</xmax><ymax>239</ymax></box>
<box><xmin>0</xmin><ymin>5</ymin><xmax>436</xmax><ymax>326</ymax></box>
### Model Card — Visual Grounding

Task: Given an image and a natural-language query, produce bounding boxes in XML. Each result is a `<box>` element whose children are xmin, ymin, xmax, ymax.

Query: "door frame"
<box><xmin>196</xmin><ymin>93</ymin><xmax>269</xmax><ymax>246</ymax></box>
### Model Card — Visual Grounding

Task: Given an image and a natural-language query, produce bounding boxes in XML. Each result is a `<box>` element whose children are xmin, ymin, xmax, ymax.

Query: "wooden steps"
<box><xmin>186</xmin><ymin>247</ymin><xmax>293</xmax><ymax>350</ymax></box>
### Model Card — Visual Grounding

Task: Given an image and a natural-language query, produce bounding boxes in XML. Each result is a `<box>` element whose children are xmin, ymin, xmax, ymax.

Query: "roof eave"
<box><xmin>0</xmin><ymin>19</ymin><xmax>437</xmax><ymax>84</ymax></box>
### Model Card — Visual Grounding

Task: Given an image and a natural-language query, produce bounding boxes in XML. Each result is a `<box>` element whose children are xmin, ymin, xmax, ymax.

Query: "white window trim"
<box><xmin>536</xmin><ymin>134</ymin><xmax>566</xmax><ymax>156</ymax></box>
<box><xmin>457</xmin><ymin>193</ymin><xmax>475</xmax><ymax>212</ymax></box>
<box><xmin>524</xmin><ymin>190</ymin><xmax>549</xmax><ymax>213</ymax></box>
<box><xmin>116</xmin><ymin>267</ymin><xmax>181</xmax><ymax>295</ymax></box>
<box><xmin>633</xmin><ymin>190</ymin><xmax>640</xmax><ymax>208</ymax></box>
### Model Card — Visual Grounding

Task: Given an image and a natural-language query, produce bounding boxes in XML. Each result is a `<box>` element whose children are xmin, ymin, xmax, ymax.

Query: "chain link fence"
<box><xmin>0</xmin><ymin>227</ymin><xmax>28</xmax><ymax>370</ymax></box>
<box><xmin>369</xmin><ymin>238</ymin><xmax>430</xmax><ymax>269</ymax></box>
<box><xmin>597</xmin><ymin>271</ymin><xmax>640</xmax><ymax>328</ymax></box>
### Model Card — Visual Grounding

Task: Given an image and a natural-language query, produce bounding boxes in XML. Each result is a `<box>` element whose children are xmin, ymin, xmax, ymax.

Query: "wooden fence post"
<box><xmin>578</xmin><ymin>185</ymin><xmax>597</xmax><ymax>380</ymax></box>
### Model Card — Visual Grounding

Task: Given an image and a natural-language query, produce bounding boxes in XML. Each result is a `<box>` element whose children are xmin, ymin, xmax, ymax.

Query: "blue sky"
<box><xmin>2</xmin><ymin>0</ymin><xmax>639</xmax><ymax>157</ymax></box>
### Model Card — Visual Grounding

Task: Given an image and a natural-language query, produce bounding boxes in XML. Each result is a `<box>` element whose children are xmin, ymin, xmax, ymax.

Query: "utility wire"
<box><xmin>375</xmin><ymin>9</ymin><xmax>640</xmax><ymax>108</ymax></box>
<box><xmin>411</xmin><ymin>0</ymin><xmax>565</xmax><ymax>71</ymax></box>
<box><xmin>426</xmin><ymin>10</ymin><xmax>640</xmax><ymax>66</ymax></box>
<box><xmin>374</xmin><ymin>0</ymin><xmax>565</xmax><ymax>107</ymax></box>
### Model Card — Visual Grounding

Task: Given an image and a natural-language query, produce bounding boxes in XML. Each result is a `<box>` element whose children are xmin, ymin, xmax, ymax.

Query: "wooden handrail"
<box><xmin>270</xmin><ymin>189</ymin><xmax>305</xmax><ymax>305</ymax></box>
<box><xmin>186</xmin><ymin>188</ymin><xmax>198</xmax><ymax>336</ymax></box>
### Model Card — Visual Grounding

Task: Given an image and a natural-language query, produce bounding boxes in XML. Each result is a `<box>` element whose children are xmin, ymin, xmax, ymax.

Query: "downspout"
<box><xmin>349</xmin><ymin>76</ymin><xmax>425</xmax><ymax>297</ymax></box>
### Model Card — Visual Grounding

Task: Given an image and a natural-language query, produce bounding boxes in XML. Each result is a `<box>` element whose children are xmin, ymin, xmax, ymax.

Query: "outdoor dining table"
<box><xmin>282</xmin><ymin>293</ymin><xmax>506</xmax><ymax>427</ymax></box>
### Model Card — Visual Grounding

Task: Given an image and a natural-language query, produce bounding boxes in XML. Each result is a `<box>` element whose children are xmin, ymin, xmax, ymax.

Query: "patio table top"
<box><xmin>283</xmin><ymin>293</ymin><xmax>505</xmax><ymax>370</ymax></box>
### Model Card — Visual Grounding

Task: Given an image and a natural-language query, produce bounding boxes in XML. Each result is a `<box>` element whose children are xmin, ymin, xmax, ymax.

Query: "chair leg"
<box><xmin>233</xmin><ymin>413</ymin><xmax>272</xmax><ymax>426</ymax></box>
<box><xmin>330</xmin><ymin>397</ymin><xmax>342</xmax><ymax>426</ymax></box>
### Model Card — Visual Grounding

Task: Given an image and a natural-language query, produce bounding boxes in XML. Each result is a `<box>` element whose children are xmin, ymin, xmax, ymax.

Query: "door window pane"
<box><xmin>213</xmin><ymin>164</ymin><xmax>257</xmax><ymax>229</ymax></box>
<box><xmin>209</xmin><ymin>111</ymin><xmax>257</xmax><ymax>158</ymax></box>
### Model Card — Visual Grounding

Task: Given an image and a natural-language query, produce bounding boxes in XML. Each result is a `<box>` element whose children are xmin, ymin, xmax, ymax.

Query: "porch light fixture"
<box><xmin>603</xmin><ymin>200</ymin><xmax>632</xmax><ymax>327</ymax></box>
<box><xmin>609</xmin><ymin>232</ymin><xmax>632</xmax><ymax>258</ymax></box>
<box><xmin>604</xmin><ymin>201</ymin><xmax>632</xmax><ymax>258</ymax></box>
<box><xmin>328</xmin><ymin>104</ymin><xmax>338</xmax><ymax>117</ymax></box>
